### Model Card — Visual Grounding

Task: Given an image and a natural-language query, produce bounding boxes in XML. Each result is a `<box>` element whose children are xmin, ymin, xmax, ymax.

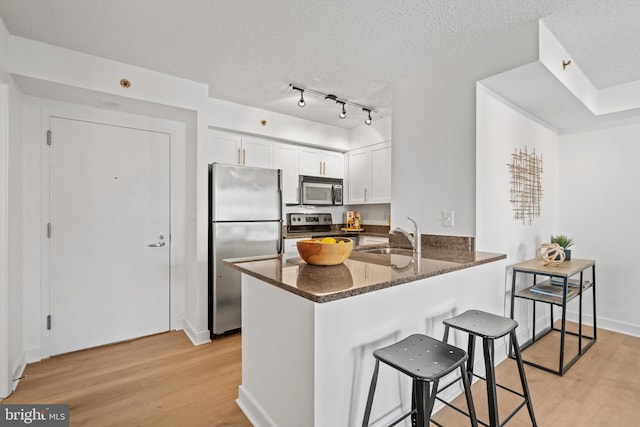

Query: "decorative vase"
<box><xmin>564</xmin><ymin>249</ymin><xmax>572</xmax><ymax>261</ymax></box>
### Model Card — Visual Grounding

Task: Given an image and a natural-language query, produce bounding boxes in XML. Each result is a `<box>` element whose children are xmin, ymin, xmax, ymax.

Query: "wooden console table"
<box><xmin>509</xmin><ymin>258</ymin><xmax>597</xmax><ymax>376</ymax></box>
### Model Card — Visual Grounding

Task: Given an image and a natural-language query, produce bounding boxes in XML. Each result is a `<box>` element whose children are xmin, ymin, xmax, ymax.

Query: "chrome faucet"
<box><xmin>390</xmin><ymin>216</ymin><xmax>421</xmax><ymax>257</ymax></box>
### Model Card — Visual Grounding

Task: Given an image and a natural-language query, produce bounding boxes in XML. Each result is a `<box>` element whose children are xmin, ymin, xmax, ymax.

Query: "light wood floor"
<box><xmin>2</xmin><ymin>332</ymin><xmax>251</xmax><ymax>426</ymax></box>
<box><xmin>2</xmin><ymin>327</ymin><xmax>640</xmax><ymax>426</ymax></box>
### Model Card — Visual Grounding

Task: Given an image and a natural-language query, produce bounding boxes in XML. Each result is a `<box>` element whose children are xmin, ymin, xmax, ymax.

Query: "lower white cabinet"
<box><xmin>358</xmin><ymin>235</ymin><xmax>389</xmax><ymax>247</ymax></box>
<box><xmin>283</xmin><ymin>237</ymin><xmax>306</xmax><ymax>261</ymax></box>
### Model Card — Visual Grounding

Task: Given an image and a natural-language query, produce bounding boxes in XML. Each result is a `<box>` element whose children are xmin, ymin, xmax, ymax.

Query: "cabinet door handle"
<box><xmin>322</xmin><ymin>161</ymin><xmax>326</xmax><ymax>175</ymax></box>
<box><xmin>237</xmin><ymin>148</ymin><xmax>241</xmax><ymax>165</ymax></box>
<box><xmin>243</xmin><ymin>149</ymin><xmax>246</xmax><ymax>165</ymax></box>
<box><xmin>364</xmin><ymin>188</ymin><xmax>368</xmax><ymax>201</ymax></box>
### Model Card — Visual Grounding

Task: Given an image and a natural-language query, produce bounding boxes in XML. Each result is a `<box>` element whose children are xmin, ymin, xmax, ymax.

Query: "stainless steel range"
<box><xmin>286</xmin><ymin>212</ymin><xmax>361</xmax><ymax>242</ymax></box>
<box><xmin>287</xmin><ymin>213</ymin><xmax>333</xmax><ymax>234</ymax></box>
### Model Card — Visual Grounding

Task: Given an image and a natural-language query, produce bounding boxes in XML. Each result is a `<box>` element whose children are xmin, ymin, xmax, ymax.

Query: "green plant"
<box><xmin>550</xmin><ymin>234</ymin><xmax>574</xmax><ymax>249</ymax></box>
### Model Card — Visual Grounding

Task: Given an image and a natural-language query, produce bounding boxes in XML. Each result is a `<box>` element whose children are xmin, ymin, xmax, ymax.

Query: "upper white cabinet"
<box><xmin>206</xmin><ymin>129</ymin><xmax>273</xmax><ymax>169</ymax></box>
<box><xmin>273</xmin><ymin>143</ymin><xmax>299</xmax><ymax>204</ymax></box>
<box><xmin>299</xmin><ymin>147</ymin><xmax>344</xmax><ymax>178</ymax></box>
<box><xmin>241</xmin><ymin>136</ymin><xmax>274</xmax><ymax>168</ymax></box>
<box><xmin>347</xmin><ymin>142</ymin><xmax>391</xmax><ymax>204</ymax></box>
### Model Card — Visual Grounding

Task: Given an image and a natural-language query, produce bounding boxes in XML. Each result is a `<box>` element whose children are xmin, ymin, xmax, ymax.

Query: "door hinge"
<box><xmin>47</xmin><ymin>130</ymin><xmax>52</xmax><ymax>146</ymax></box>
<box><xmin>47</xmin><ymin>222</ymin><xmax>52</xmax><ymax>238</ymax></box>
<box><xmin>47</xmin><ymin>315</ymin><xmax>51</xmax><ymax>330</ymax></box>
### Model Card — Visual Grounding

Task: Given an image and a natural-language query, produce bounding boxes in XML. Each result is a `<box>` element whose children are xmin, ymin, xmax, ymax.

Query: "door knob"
<box><xmin>148</xmin><ymin>235</ymin><xmax>166</xmax><ymax>247</ymax></box>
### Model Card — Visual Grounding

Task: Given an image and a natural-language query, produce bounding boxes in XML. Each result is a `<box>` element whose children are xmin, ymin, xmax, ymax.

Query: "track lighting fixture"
<box><xmin>363</xmin><ymin>108</ymin><xmax>372</xmax><ymax>125</ymax></box>
<box><xmin>338</xmin><ymin>101</ymin><xmax>347</xmax><ymax>119</ymax></box>
<box><xmin>289</xmin><ymin>83</ymin><xmax>378</xmax><ymax>124</ymax></box>
<box><xmin>295</xmin><ymin>87</ymin><xmax>306</xmax><ymax>107</ymax></box>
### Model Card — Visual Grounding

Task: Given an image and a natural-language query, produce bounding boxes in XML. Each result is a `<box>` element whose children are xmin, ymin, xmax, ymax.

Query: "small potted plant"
<box><xmin>550</xmin><ymin>234</ymin><xmax>574</xmax><ymax>260</ymax></box>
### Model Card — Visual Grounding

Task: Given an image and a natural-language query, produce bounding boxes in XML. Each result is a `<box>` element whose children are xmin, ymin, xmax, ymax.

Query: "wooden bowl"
<box><xmin>296</xmin><ymin>237</ymin><xmax>353</xmax><ymax>266</ymax></box>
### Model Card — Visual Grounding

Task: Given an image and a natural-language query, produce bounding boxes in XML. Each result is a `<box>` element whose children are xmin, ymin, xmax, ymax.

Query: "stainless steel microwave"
<box><xmin>299</xmin><ymin>175</ymin><xmax>343</xmax><ymax>206</ymax></box>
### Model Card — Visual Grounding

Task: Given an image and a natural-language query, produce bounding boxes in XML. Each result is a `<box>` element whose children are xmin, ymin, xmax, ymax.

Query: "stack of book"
<box><xmin>530</xmin><ymin>277</ymin><xmax>589</xmax><ymax>298</ymax></box>
<box><xmin>530</xmin><ymin>282</ymin><xmax>575</xmax><ymax>298</ymax></box>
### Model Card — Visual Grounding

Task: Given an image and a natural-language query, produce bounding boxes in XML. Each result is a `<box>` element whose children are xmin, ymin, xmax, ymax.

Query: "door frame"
<box><xmin>38</xmin><ymin>106</ymin><xmax>186</xmax><ymax>359</ymax></box>
<box><xmin>0</xmin><ymin>81</ymin><xmax>10</xmax><ymax>397</ymax></box>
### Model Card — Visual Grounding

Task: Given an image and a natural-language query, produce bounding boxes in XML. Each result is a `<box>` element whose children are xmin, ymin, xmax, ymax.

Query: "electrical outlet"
<box><xmin>442</xmin><ymin>210</ymin><xmax>454</xmax><ymax>227</ymax></box>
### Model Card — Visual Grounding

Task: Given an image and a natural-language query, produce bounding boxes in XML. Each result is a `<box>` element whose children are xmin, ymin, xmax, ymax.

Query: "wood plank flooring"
<box><xmin>2</xmin><ymin>327</ymin><xmax>639</xmax><ymax>426</ymax></box>
<box><xmin>2</xmin><ymin>332</ymin><xmax>251</xmax><ymax>427</ymax></box>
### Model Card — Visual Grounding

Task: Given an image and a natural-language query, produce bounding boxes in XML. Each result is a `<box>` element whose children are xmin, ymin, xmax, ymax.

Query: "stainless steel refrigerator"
<box><xmin>208</xmin><ymin>163</ymin><xmax>283</xmax><ymax>337</ymax></box>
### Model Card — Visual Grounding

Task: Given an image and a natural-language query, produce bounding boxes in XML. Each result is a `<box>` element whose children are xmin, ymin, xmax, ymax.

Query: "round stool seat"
<box><xmin>443</xmin><ymin>309</ymin><xmax>517</xmax><ymax>339</ymax></box>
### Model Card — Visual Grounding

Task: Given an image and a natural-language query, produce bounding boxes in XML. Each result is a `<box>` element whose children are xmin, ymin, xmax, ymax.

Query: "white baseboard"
<box><xmin>170</xmin><ymin>317</ymin><xmax>184</xmax><ymax>331</ymax></box>
<box><xmin>182</xmin><ymin>318</ymin><xmax>211</xmax><ymax>346</ymax></box>
<box><xmin>567</xmin><ymin>311</ymin><xmax>640</xmax><ymax>338</ymax></box>
<box><xmin>515</xmin><ymin>309</ymin><xmax>640</xmax><ymax>341</ymax></box>
<box><xmin>237</xmin><ymin>385</ymin><xmax>278</xmax><ymax>427</ymax></box>
<box><xmin>10</xmin><ymin>356</ymin><xmax>26</xmax><ymax>394</ymax></box>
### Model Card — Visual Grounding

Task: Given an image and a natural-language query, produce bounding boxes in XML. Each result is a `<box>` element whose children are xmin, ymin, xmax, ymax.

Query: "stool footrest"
<box><xmin>470</xmin><ymin>373</ymin><xmax>527</xmax><ymax>401</ymax></box>
<box><xmin>387</xmin><ymin>409</ymin><xmax>413</xmax><ymax>427</ymax></box>
<box><xmin>434</xmin><ymin>373</ymin><xmax>531</xmax><ymax>427</ymax></box>
<box><xmin>434</xmin><ymin>396</ymin><xmax>477</xmax><ymax>424</ymax></box>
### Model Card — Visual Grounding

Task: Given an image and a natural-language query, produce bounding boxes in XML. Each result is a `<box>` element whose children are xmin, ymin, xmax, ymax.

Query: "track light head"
<box><xmin>290</xmin><ymin>86</ymin><xmax>306</xmax><ymax>107</ymax></box>
<box><xmin>338</xmin><ymin>101</ymin><xmax>346</xmax><ymax>119</ymax></box>
<box><xmin>363</xmin><ymin>108</ymin><xmax>372</xmax><ymax>125</ymax></box>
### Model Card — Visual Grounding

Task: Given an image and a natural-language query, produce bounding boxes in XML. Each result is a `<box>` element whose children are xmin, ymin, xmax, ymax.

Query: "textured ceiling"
<box><xmin>0</xmin><ymin>0</ymin><xmax>639</xmax><ymax>129</ymax></box>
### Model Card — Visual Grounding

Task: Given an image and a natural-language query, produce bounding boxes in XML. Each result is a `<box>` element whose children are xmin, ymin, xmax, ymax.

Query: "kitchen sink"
<box><xmin>357</xmin><ymin>247</ymin><xmax>415</xmax><ymax>256</ymax></box>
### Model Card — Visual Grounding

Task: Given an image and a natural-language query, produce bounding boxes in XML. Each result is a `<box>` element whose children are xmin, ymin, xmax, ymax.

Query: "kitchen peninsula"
<box><xmin>225</xmin><ymin>245</ymin><xmax>506</xmax><ymax>427</ymax></box>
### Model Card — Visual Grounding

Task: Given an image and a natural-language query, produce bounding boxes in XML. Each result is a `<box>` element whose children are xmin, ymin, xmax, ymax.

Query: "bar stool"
<box><xmin>435</xmin><ymin>310</ymin><xmax>537</xmax><ymax>427</ymax></box>
<box><xmin>362</xmin><ymin>334</ymin><xmax>478</xmax><ymax>427</ymax></box>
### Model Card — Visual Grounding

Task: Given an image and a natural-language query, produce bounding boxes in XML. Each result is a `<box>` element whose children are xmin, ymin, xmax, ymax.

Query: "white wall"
<box><xmin>208</xmin><ymin>98</ymin><xmax>350</xmax><ymax>151</ymax></box>
<box><xmin>8</xmin><ymin>79</ymin><xmax>23</xmax><ymax>383</ymax></box>
<box><xmin>476</xmin><ymin>86</ymin><xmax>559</xmax><ymax>255</ymax></box>
<box><xmin>391</xmin><ymin>23</ymin><xmax>540</xmax><ymax>236</ymax></box>
<box><xmin>559</xmin><ymin>121</ymin><xmax>640</xmax><ymax>337</ymax></box>
<box><xmin>0</xmin><ymin>13</ymin><xmax>24</xmax><ymax>398</ymax></box>
<box><xmin>349</xmin><ymin>115</ymin><xmax>392</xmax><ymax>150</ymax></box>
<box><xmin>475</xmin><ymin>86</ymin><xmax>560</xmax><ymax>338</ymax></box>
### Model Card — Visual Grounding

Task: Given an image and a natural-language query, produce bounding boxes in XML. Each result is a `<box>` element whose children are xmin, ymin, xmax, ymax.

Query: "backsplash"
<box><xmin>390</xmin><ymin>233</ymin><xmax>475</xmax><ymax>252</ymax></box>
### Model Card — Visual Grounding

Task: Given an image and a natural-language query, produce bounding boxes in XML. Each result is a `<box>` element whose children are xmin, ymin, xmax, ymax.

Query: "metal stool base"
<box><xmin>435</xmin><ymin>310</ymin><xmax>538</xmax><ymax>427</ymax></box>
<box><xmin>362</xmin><ymin>334</ymin><xmax>478</xmax><ymax>427</ymax></box>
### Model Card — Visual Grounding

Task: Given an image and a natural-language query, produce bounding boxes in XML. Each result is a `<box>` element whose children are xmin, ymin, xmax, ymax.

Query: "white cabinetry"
<box><xmin>347</xmin><ymin>142</ymin><xmax>391</xmax><ymax>204</ymax></box>
<box><xmin>206</xmin><ymin>129</ymin><xmax>273</xmax><ymax>168</ymax></box>
<box><xmin>299</xmin><ymin>147</ymin><xmax>344</xmax><ymax>178</ymax></box>
<box><xmin>284</xmin><ymin>237</ymin><xmax>305</xmax><ymax>254</ymax></box>
<box><xmin>274</xmin><ymin>143</ymin><xmax>299</xmax><ymax>204</ymax></box>
<box><xmin>358</xmin><ymin>235</ymin><xmax>389</xmax><ymax>247</ymax></box>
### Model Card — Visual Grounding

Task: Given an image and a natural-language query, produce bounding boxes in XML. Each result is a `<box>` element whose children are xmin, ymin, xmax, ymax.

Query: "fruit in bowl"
<box><xmin>296</xmin><ymin>237</ymin><xmax>353</xmax><ymax>265</ymax></box>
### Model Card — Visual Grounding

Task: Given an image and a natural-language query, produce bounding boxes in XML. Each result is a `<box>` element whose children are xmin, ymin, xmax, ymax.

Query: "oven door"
<box><xmin>301</xmin><ymin>182</ymin><xmax>334</xmax><ymax>205</ymax></box>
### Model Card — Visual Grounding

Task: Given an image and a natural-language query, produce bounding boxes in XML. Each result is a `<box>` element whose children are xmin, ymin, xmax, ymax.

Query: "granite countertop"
<box><xmin>224</xmin><ymin>247</ymin><xmax>505</xmax><ymax>303</ymax></box>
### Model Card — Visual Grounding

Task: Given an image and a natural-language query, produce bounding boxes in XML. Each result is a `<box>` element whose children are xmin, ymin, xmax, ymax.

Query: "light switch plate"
<box><xmin>442</xmin><ymin>210</ymin><xmax>454</xmax><ymax>227</ymax></box>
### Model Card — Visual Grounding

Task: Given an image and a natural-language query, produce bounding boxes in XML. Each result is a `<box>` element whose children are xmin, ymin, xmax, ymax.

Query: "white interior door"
<box><xmin>48</xmin><ymin>117</ymin><xmax>170</xmax><ymax>355</ymax></box>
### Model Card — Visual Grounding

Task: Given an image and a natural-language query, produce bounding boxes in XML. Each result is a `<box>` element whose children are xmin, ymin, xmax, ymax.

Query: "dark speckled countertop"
<box><xmin>224</xmin><ymin>246</ymin><xmax>506</xmax><ymax>303</ymax></box>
